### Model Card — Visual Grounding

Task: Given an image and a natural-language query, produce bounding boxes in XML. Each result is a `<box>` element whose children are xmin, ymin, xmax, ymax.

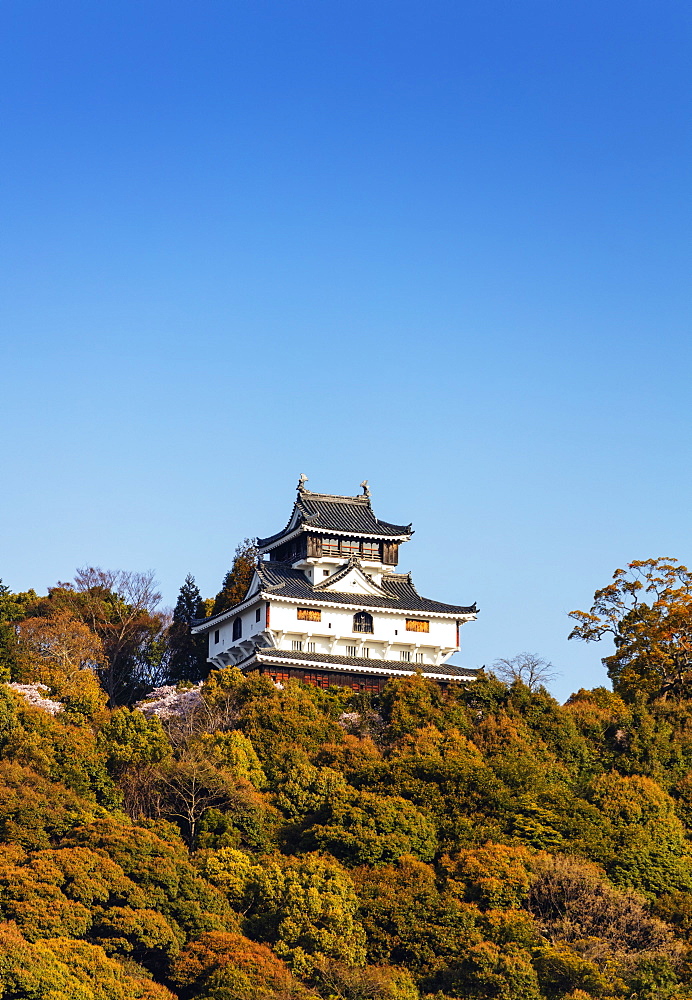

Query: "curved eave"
<box><xmin>245</xmin><ymin>649</ymin><xmax>477</xmax><ymax>683</ymax></box>
<box><xmin>191</xmin><ymin>591</ymin><xmax>265</xmax><ymax>633</ymax></box>
<box><xmin>259</xmin><ymin>592</ymin><xmax>478</xmax><ymax>619</ymax></box>
<box><xmin>257</xmin><ymin>524</ymin><xmax>412</xmax><ymax>553</ymax></box>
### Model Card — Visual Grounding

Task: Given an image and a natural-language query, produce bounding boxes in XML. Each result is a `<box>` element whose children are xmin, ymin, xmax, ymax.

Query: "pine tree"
<box><xmin>211</xmin><ymin>539</ymin><xmax>257</xmax><ymax>617</ymax></box>
<box><xmin>167</xmin><ymin>574</ymin><xmax>208</xmax><ymax>683</ymax></box>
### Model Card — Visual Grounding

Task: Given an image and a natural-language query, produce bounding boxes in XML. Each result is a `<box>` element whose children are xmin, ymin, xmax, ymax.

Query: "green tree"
<box><xmin>201</xmin><ymin>850</ymin><xmax>366</xmax><ymax>973</ymax></box>
<box><xmin>211</xmin><ymin>540</ymin><xmax>257</xmax><ymax>617</ymax></box>
<box><xmin>63</xmin><ymin>818</ymin><xmax>230</xmax><ymax>947</ymax></box>
<box><xmin>305</xmin><ymin>789</ymin><xmax>438</xmax><ymax>866</ymax></box>
<box><xmin>98</xmin><ymin>708</ymin><xmax>172</xmax><ymax>820</ymax></box>
<box><xmin>587</xmin><ymin>773</ymin><xmax>692</xmax><ymax>896</ymax></box>
<box><xmin>167</xmin><ymin>574</ymin><xmax>208</xmax><ymax>683</ymax></box>
<box><xmin>352</xmin><ymin>855</ymin><xmax>479</xmax><ymax>975</ymax></box>
<box><xmin>0</xmin><ymin>580</ymin><xmax>35</xmax><ymax>681</ymax></box>
<box><xmin>380</xmin><ymin>674</ymin><xmax>443</xmax><ymax>740</ymax></box>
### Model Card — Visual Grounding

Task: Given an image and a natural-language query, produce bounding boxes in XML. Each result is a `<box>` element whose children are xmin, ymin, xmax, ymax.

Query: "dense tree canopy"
<box><xmin>1</xmin><ymin>556</ymin><xmax>692</xmax><ymax>997</ymax></box>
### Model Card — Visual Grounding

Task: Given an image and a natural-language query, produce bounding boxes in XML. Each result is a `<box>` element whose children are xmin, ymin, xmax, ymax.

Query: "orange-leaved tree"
<box><xmin>36</xmin><ymin>568</ymin><xmax>165</xmax><ymax>704</ymax></box>
<box><xmin>569</xmin><ymin>558</ymin><xmax>692</xmax><ymax>702</ymax></box>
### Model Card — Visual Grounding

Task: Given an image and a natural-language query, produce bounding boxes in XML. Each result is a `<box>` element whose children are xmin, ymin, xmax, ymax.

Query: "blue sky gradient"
<box><xmin>1</xmin><ymin>1</ymin><xmax>690</xmax><ymax>699</ymax></box>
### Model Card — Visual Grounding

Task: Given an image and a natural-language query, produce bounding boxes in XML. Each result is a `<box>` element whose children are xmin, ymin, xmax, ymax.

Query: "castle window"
<box><xmin>214</xmin><ymin>629</ymin><xmax>220</xmax><ymax>644</ymax></box>
<box><xmin>400</xmin><ymin>650</ymin><xmax>412</xmax><ymax>662</ymax></box>
<box><xmin>255</xmin><ymin>608</ymin><xmax>261</xmax><ymax>622</ymax></box>
<box><xmin>406</xmin><ymin>619</ymin><xmax>429</xmax><ymax>633</ymax></box>
<box><xmin>362</xmin><ymin>542</ymin><xmax>380</xmax><ymax>560</ymax></box>
<box><xmin>297</xmin><ymin>608</ymin><xmax>321</xmax><ymax>622</ymax></box>
<box><xmin>363</xmin><ymin>647</ymin><xmax>371</xmax><ymax>658</ymax></box>
<box><xmin>322</xmin><ymin>539</ymin><xmax>340</xmax><ymax>556</ymax></box>
<box><xmin>232</xmin><ymin>617</ymin><xmax>242</xmax><ymax>640</ymax></box>
<box><xmin>292</xmin><ymin>640</ymin><xmax>303</xmax><ymax>651</ymax></box>
<box><xmin>307</xmin><ymin>641</ymin><xmax>316</xmax><ymax>652</ymax></box>
<box><xmin>341</xmin><ymin>540</ymin><xmax>360</xmax><ymax>557</ymax></box>
<box><xmin>415</xmin><ymin>652</ymin><xmax>424</xmax><ymax>663</ymax></box>
<box><xmin>346</xmin><ymin>645</ymin><xmax>358</xmax><ymax>657</ymax></box>
<box><xmin>353</xmin><ymin>611</ymin><xmax>373</xmax><ymax>633</ymax></box>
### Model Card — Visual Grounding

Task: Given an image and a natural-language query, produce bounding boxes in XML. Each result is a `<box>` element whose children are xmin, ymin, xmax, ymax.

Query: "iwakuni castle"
<box><xmin>192</xmin><ymin>477</ymin><xmax>478</xmax><ymax>692</ymax></box>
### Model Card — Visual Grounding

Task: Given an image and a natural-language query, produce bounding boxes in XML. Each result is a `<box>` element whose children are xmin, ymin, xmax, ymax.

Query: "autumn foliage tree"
<box><xmin>569</xmin><ymin>558</ymin><xmax>692</xmax><ymax>702</ymax></box>
<box><xmin>35</xmin><ymin>567</ymin><xmax>166</xmax><ymax>704</ymax></box>
<box><xmin>211</xmin><ymin>539</ymin><xmax>257</xmax><ymax>617</ymax></box>
<box><xmin>8</xmin><ymin>556</ymin><xmax>692</xmax><ymax>998</ymax></box>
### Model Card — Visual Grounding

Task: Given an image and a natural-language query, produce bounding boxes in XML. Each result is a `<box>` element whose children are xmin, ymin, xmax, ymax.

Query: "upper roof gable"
<box><xmin>256</xmin><ymin>479</ymin><xmax>413</xmax><ymax>550</ymax></box>
<box><xmin>313</xmin><ymin>557</ymin><xmax>393</xmax><ymax>598</ymax></box>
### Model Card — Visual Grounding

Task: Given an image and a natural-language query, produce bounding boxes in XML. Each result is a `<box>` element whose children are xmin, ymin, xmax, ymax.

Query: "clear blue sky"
<box><xmin>1</xmin><ymin>1</ymin><xmax>690</xmax><ymax>701</ymax></box>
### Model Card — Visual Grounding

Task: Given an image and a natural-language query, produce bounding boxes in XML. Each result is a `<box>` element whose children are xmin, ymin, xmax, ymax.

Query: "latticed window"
<box><xmin>292</xmin><ymin>640</ymin><xmax>303</xmax><ymax>651</ymax></box>
<box><xmin>362</xmin><ymin>542</ymin><xmax>380</xmax><ymax>559</ymax></box>
<box><xmin>307</xmin><ymin>641</ymin><xmax>316</xmax><ymax>652</ymax></box>
<box><xmin>322</xmin><ymin>539</ymin><xmax>341</xmax><ymax>556</ymax></box>
<box><xmin>406</xmin><ymin>619</ymin><xmax>429</xmax><ymax>633</ymax></box>
<box><xmin>363</xmin><ymin>647</ymin><xmax>371</xmax><ymax>658</ymax></box>
<box><xmin>341</xmin><ymin>540</ymin><xmax>360</xmax><ymax>557</ymax></box>
<box><xmin>297</xmin><ymin>608</ymin><xmax>321</xmax><ymax>621</ymax></box>
<box><xmin>269</xmin><ymin>669</ymin><xmax>290</xmax><ymax>683</ymax></box>
<box><xmin>415</xmin><ymin>652</ymin><xmax>424</xmax><ymax>663</ymax></box>
<box><xmin>303</xmin><ymin>671</ymin><xmax>331</xmax><ymax>688</ymax></box>
<box><xmin>400</xmin><ymin>650</ymin><xmax>412</xmax><ymax>662</ymax></box>
<box><xmin>346</xmin><ymin>644</ymin><xmax>358</xmax><ymax>656</ymax></box>
<box><xmin>232</xmin><ymin>617</ymin><xmax>242</xmax><ymax>640</ymax></box>
<box><xmin>353</xmin><ymin>611</ymin><xmax>373</xmax><ymax>633</ymax></box>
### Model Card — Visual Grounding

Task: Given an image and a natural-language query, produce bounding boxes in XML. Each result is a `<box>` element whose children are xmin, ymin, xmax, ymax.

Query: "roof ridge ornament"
<box><xmin>360</xmin><ymin>479</ymin><xmax>370</xmax><ymax>499</ymax></box>
<box><xmin>297</xmin><ymin>473</ymin><xmax>309</xmax><ymax>494</ymax></box>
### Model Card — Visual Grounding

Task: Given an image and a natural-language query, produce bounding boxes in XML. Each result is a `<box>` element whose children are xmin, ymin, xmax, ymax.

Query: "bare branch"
<box><xmin>490</xmin><ymin>652</ymin><xmax>559</xmax><ymax>692</ymax></box>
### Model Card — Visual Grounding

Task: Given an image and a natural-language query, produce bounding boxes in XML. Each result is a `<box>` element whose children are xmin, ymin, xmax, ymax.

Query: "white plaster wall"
<box><xmin>207</xmin><ymin>599</ymin><xmax>267</xmax><ymax>656</ymax></box>
<box><xmin>268</xmin><ymin>600</ymin><xmax>459</xmax><ymax>659</ymax></box>
<box><xmin>300</xmin><ymin>556</ymin><xmax>386</xmax><ymax>586</ymax></box>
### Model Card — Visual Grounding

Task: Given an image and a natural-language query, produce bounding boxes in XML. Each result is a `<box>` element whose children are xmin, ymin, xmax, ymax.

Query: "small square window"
<box><xmin>363</xmin><ymin>647</ymin><xmax>371</xmax><ymax>658</ymax></box>
<box><xmin>307</xmin><ymin>641</ymin><xmax>316</xmax><ymax>652</ymax></box>
<box><xmin>292</xmin><ymin>640</ymin><xmax>303</xmax><ymax>651</ymax></box>
<box><xmin>346</xmin><ymin>645</ymin><xmax>358</xmax><ymax>657</ymax></box>
<box><xmin>400</xmin><ymin>650</ymin><xmax>412</xmax><ymax>662</ymax></box>
<box><xmin>214</xmin><ymin>629</ymin><xmax>220</xmax><ymax>644</ymax></box>
<box><xmin>323</xmin><ymin>569</ymin><xmax>330</xmax><ymax>576</ymax></box>
<box><xmin>255</xmin><ymin>608</ymin><xmax>261</xmax><ymax>622</ymax></box>
<box><xmin>406</xmin><ymin>619</ymin><xmax>430</xmax><ymax>633</ymax></box>
<box><xmin>415</xmin><ymin>652</ymin><xmax>424</xmax><ymax>663</ymax></box>
<box><xmin>297</xmin><ymin>608</ymin><xmax>321</xmax><ymax>622</ymax></box>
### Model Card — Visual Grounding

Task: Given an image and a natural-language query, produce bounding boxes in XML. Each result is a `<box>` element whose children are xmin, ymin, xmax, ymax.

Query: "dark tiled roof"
<box><xmin>257</xmin><ymin>491</ymin><xmax>412</xmax><ymax>547</ymax></box>
<box><xmin>243</xmin><ymin>646</ymin><xmax>477</xmax><ymax>679</ymax></box>
<box><xmin>256</xmin><ymin>561</ymin><xmax>477</xmax><ymax>616</ymax></box>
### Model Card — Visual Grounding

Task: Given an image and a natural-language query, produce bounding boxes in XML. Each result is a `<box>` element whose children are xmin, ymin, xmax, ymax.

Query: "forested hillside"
<box><xmin>2</xmin><ymin>558</ymin><xmax>692</xmax><ymax>999</ymax></box>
